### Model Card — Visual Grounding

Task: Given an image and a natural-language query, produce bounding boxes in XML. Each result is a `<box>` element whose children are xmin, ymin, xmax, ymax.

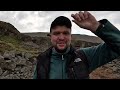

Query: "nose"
<box><xmin>58</xmin><ymin>33</ymin><xmax>65</xmax><ymax>40</ymax></box>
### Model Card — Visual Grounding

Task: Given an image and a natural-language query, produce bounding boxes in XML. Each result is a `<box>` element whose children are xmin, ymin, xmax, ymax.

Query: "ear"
<box><xmin>47</xmin><ymin>33</ymin><xmax>51</xmax><ymax>37</ymax></box>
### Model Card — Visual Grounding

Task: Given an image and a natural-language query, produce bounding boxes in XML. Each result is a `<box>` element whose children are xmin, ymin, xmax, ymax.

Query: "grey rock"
<box><xmin>0</xmin><ymin>55</ymin><xmax>4</xmax><ymax>63</ymax></box>
<box><xmin>1</xmin><ymin>71</ymin><xmax>9</xmax><ymax>76</ymax></box>
<box><xmin>0</xmin><ymin>67</ymin><xmax>3</xmax><ymax>75</ymax></box>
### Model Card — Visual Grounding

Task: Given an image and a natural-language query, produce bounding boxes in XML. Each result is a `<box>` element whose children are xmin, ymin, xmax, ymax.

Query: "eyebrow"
<box><xmin>52</xmin><ymin>31</ymin><xmax>70</xmax><ymax>34</ymax></box>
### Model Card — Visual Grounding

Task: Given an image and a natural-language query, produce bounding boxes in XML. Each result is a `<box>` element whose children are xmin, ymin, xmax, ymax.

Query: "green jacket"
<box><xmin>33</xmin><ymin>19</ymin><xmax>120</xmax><ymax>79</ymax></box>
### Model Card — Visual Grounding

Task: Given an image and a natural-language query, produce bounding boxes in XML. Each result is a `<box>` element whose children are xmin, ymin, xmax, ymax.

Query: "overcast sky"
<box><xmin>0</xmin><ymin>11</ymin><xmax>120</xmax><ymax>36</ymax></box>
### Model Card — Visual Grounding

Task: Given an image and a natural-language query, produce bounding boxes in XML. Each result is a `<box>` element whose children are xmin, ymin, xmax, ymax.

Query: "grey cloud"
<box><xmin>0</xmin><ymin>11</ymin><xmax>120</xmax><ymax>35</ymax></box>
<box><xmin>26</xmin><ymin>22</ymin><xmax>33</xmax><ymax>26</ymax></box>
<box><xmin>38</xmin><ymin>11</ymin><xmax>48</xmax><ymax>17</ymax></box>
<box><xmin>38</xmin><ymin>11</ymin><xmax>61</xmax><ymax>17</ymax></box>
<box><xmin>38</xmin><ymin>11</ymin><xmax>75</xmax><ymax>19</ymax></box>
<box><xmin>36</xmin><ymin>21</ymin><xmax>50</xmax><ymax>32</ymax></box>
<box><xmin>0</xmin><ymin>11</ymin><xmax>16</xmax><ymax>22</ymax></box>
<box><xmin>26</xmin><ymin>11</ymin><xmax>120</xmax><ymax>34</ymax></box>
<box><xmin>15</xmin><ymin>11</ymin><xmax>29</xmax><ymax>20</ymax></box>
<box><xmin>108</xmin><ymin>12</ymin><xmax>120</xmax><ymax>24</ymax></box>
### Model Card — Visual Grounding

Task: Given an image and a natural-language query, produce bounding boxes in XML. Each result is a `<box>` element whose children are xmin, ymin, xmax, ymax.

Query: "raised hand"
<box><xmin>71</xmin><ymin>11</ymin><xmax>100</xmax><ymax>32</ymax></box>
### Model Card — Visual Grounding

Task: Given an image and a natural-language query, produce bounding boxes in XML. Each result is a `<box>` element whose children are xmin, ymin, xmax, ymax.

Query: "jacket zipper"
<box><xmin>62</xmin><ymin>55</ymin><xmax>64</xmax><ymax>79</ymax></box>
<box><xmin>62</xmin><ymin>55</ymin><xmax>64</xmax><ymax>60</ymax></box>
<box><xmin>71</xmin><ymin>68</ymin><xmax>76</xmax><ymax>79</ymax></box>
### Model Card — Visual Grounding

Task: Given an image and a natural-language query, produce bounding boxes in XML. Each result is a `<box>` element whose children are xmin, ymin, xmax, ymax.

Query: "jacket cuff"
<box><xmin>94</xmin><ymin>19</ymin><xmax>108</xmax><ymax>36</ymax></box>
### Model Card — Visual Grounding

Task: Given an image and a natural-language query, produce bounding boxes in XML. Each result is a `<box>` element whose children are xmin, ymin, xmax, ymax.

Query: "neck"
<box><xmin>53</xmin><ymin>47</ymin><xmax>70</xmax><ymax>54</ymax></box>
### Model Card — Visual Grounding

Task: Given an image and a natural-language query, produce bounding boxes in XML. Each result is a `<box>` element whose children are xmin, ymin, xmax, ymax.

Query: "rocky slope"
<box><xmin>0</xmin><ymin>20</ymin><xmax>120</xmax><ymax>79</ymax></box>
<box><xmin>0</xmin><ymin>51</ymin><xmax>36</xmax><ymax>79</ymax></box>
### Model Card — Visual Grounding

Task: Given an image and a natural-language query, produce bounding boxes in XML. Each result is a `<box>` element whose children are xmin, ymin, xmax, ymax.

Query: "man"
<box><xmin>33</xmin><ymin>11</ymin><xmax>120</xmax><ymax>79</ymax></box>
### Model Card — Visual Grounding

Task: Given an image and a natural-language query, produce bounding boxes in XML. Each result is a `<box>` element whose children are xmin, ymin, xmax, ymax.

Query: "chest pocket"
<box><xmin>67</xmin><ymin>50</ymin><xmax>89</xmax><ymax>79</ymax></box>
<box><xmin>72</xmin><ymin>59</ymin><xmax>89</xmax><ymax>79</ymax></box>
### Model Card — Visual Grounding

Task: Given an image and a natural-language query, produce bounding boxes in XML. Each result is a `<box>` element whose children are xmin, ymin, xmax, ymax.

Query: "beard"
<box><xmin>54</xmin><ymin>45</ymin><xmax>68</xmax><ymax>53</ymax></box>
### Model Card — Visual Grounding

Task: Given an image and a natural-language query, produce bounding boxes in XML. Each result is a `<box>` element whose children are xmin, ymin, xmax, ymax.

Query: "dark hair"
<box><xmin>50</xmin><ymin>16</ymin><xmax>72</xmax><ymax>32</ymax></box>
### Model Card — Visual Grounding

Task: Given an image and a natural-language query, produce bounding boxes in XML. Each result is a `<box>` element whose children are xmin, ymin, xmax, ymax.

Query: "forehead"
<box><xmin>51</xmin><ymin>26</ymin><xmax>71</xmax><ymax>33</ymax></box>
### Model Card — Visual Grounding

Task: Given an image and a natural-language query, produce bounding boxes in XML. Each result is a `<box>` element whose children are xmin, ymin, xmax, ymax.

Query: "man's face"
<box><xmin>50</xmin><ymin>26</ymin><xmax>71</xmax><ymax>52</ymax></box>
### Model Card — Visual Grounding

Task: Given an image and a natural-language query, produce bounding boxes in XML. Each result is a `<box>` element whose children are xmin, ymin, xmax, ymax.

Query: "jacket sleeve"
<box><xmin>80</xmin><ymin>19</ymin><xmax>120</xmax><ymax>73</ymax></box>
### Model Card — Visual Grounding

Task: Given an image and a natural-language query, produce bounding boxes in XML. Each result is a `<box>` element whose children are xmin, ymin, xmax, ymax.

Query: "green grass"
<box><xmin>0</xmin><ymin>35</ymin><xmax>39</xmax><ymax>55</ymax></box>
<box><xmin>0</xmin><ymin>35</ymin><xmax>21</xmax><ymax>45</ymax></box>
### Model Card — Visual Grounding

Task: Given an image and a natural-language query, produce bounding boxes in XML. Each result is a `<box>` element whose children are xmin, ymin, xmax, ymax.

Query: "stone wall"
<box><xmin>0</xmin><ymin>51</ymin><xmax>37</xmax><ymax>79</ymax></box>
<box><xmin>0</xmin><ymin>50</ymin><xmax>120</xmax><ymax>79</ymax></box>
<box><xmin>90</xmin><ymin>58</ymin><xmax>120</xmax><ymax>79</ymax></box>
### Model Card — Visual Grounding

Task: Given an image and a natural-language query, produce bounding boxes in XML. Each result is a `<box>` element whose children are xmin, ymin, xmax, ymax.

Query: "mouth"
<box><xmin>58</xmin><ymin>44</ymin><xmax>65</xmax><ymax>47</ymax></box>
<box><xmin>57</xmin><ymin>43</ymin><xmax>66</xmax><ymax>47</ymax></box>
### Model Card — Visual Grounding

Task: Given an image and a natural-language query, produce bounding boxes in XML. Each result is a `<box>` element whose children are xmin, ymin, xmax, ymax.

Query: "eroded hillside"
<box><xmin>0</xmin><ymin>21</ymin><xmax>120</xmax><ymax>79</ymax></box>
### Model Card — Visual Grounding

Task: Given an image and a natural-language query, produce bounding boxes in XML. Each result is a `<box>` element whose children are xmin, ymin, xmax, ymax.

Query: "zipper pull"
<box><xmin>62</xmin><ymin>55</ymin><xmax>64</xmax><ymax>60</ymax></box>
<box><xmin>71</xmin><ymin>68</ymin><xmax>76</xmax><ymax>79</ymax></box>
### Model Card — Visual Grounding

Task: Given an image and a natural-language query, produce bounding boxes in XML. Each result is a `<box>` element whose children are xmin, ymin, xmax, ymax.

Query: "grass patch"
<box><xmin>0</xmin><ymin>35</ymin><xmax>21</xmax><ymax>46</ymax></box>
<box><xmin>0</xmin><ymin>35</ymin><xmax>39</xmax><ymax>56</ymax></box>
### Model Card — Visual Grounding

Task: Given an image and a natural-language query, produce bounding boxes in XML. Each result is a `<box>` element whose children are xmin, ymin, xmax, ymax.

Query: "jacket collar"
<box><xmin>45</xmin><ymin>45</ymin><xmax>75</xmax><ymax>57</ymax></box>
<box><xmin>52</xmin><ymin>46</ymin><xmax>70</xmax><ymax>56</ymax></box>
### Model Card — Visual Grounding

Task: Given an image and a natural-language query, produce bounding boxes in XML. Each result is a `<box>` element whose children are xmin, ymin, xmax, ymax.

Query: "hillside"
<box><xmin>0</xmin><ymin>20</ymin><xmax>120</xmax><ymax>79</ymax></box>
<box><xmin>24</xmin><ymin>32</ymin><xmax>103</xmax><ymax>43</ymax></box>
<box><xmin>0</xmin><ymin>21</ymin><xmax>39</xmax><ymax>79</ymax></box>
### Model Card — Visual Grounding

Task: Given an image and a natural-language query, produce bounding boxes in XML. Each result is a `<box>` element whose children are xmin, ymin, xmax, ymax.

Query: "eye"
<box><xmin>53</xmin><ymin>32</ymin><xmax>60</xmax><ymax>35</ymax></box>
<box><xmin>63</xmin><ymin>32</ymin><xmax>70</xmax><ymax>35</ymax></box>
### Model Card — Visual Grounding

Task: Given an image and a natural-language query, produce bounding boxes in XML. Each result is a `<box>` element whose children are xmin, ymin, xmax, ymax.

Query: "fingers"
<box><xmin>79</xmin><ymin>11</ymin><xmax>85</xmax><ymax>20</ymax></box>
<box><xmin>71</xmin><ymin>11</ymin><xmax>89</xmax><ymax>21</ymax></box>
<box><xmin>75</xmin><ymin>13</ymin><xmax>81</xmax><ymax>21</ymax></box>
<box><xmin>71</xmin><ymin>13</ymin><xmax>81</xmax><ymax>26</ymax></box>
<box><xmin>71</xmin><ymin>13</ymin><xmax>81</xmax><ymax>22</ymax></box>
<box><xmin>72</xmin><ymin>19</ymin><xmax>80</xmax><ymax>26</ymax></box>
<box><xmin>83</xmin><ymin>11</ymin><xmax>88</xmax><ymax>19</ymax></box>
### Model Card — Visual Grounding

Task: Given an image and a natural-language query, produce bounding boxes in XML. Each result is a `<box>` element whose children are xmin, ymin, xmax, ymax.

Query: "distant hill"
<box><xmin>0</xmin><ymin>21</ymin><xmax>39</xmax><ymax>54</ymax></box>
<box><xmin>0</xmin><ymin>20</ymin><xmax>120</xmax><ymax>79</ymax></box>
<box><xmin>0</xmin><ymin>21</ymin><xmax>20</xmax><ymax>36</ymax></box>
<box><xmin>23</xmin><ymin>32</ymin><xmax>103</xmax><ymax>43</ymax></box>
<box><xmin>0</xmin><ymin>20</ymin><xmax>103</xmax><ymax>54</ymax></box>
<box><xmin>0</xmin><ymin>20</ymin><xmax>104</xmax><ymax>52</ymax></box>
